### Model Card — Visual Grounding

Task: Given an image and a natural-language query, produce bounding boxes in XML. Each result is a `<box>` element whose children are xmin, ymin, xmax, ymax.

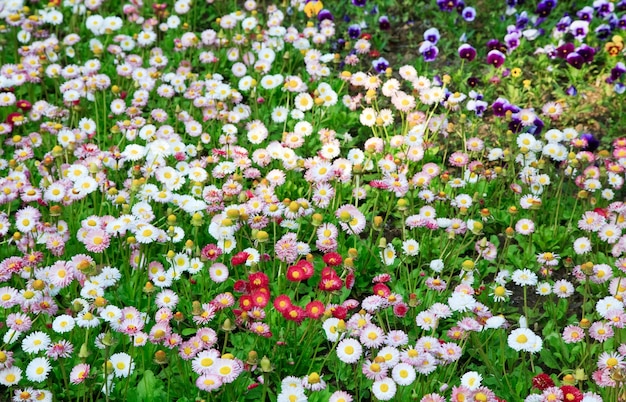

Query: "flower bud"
<box><xmin>260</xmin><ymin>356</ymin><xmax>272</xmax><ymax>372</ymax></box>
<box><xmin>373</xmin><ymin>216</ymin><xmax>383</xmax><ymax>231</ymax></box>
<box><xmin>154</xmin><ymin>350</ymin><xmax>167</xmax><ymax>365</ymax></box>
<box><xmin>247</xmin><ymin>351</ymin><xmax>258</xmax><ymax>365</ymax></box>
<box><xmin>222</xmin><ymin>318</ymin><xmax>234</xmax><ymax>332</ymax></box>
<box><xmin>143</xmin><ymin>282</ymin><xmax>155</xmax><ymax>294</ymax></box>
<box><xmin>461</xmin><ymin>260</ymin><xmax>475</xmax><ymax>271</ymax></box>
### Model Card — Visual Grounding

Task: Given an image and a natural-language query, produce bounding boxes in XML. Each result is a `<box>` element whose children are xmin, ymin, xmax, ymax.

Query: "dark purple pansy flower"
<box><xmin>595</xmin><ymin>24</ymin><xmax>612</xmax><ymax>40</ymax></box>
<box><xmin>378</xmin><ymin>16</ymin><xmax>390</xmax><ymax>30</ymax></box>
<box><xmin>619</xmin><ymin>15</ymin><xmax>626</xmax><ymax>29</ymax></box>
<box><xmin>535</xmin><ymin>0</ymin><xmax>555</xmax><ymax>18</ymax></box>
<box><xmin>516</xmin><ymin>11</ymin><xmax>529</xmax><ymax>29</ymax></box>
<box><xmin>580</xmin><ymin>133</ymin><xmax>600</xmax><ymax>151</ymax></box>
<box><xmin>610</xmin><ymin>62</ymin><xmax>626</xmax><ymax>81</ymax></box>
<box><xmin>458</xmin><ymin>44</ymin><xmax>477</xmax><ymax>61</ymax></box>
<box><xmin>456</xmin><ymin>0</ymin><xmax>466</xmax><ymax>13</ymax></box>
<box><xmin>352</xmin><ymin>0</ymin><xmax>366</xmax><ymax>6</ymax></box>
<box><xmin>509</xmin><ymin>118</ymin><xmax>523</xmax><ymax>133</ymax></box>
<box><xmin>556</xmin><ymin>42</ymin><xmax>575</xmax><ymax>58</ymax></box>
<box><xmin>317</xmin><ymin>9</ymin><xmax>333</xmax><ymax>21</ymax></box>
<box><xmin>467</xmin><ymin>76</ymin><xmax>479</xmax><ymax>87</ymax></box>
<box><xmin>462</xmin><ymin>7</ymin><xmax>476</xmax><ymax>21</ymax></box>
<box><xmin>491</xmin><ymin>98</ymin><xmax>510</xmax><ymax>117</ymax></box>
<box><xmin>372</xmin><ymin>57</ymin><xmax>389</xmax><ymax>74</ymax></box>
<box><xmin>486</xmin><ymin>49</ymin><xmax>506</xmax><ymax>68</ymax></box>
<box><xmin>576</xmin><ymin>6</ymin><xmax>594</xmax><ymax>21</ymax></box>
<box><xmin>486</xmin><ymin>39</ymin><xmax>507</xmax><ymax>53</ymax></box>
<box><xmin>506</xmin><ymin>104</ymin><xmax>521</xmax><ymax>115</ymax></box>
<box><xmin>576</xmin><ymin>44</ymin><xmax>595</xmax><ymax>63</ymax></box>
<box><xmin>348</xmin><ymin>24</ymin><xmax>361</xmax><ymax>39</ymax></box>
<box><xmin>618</xmin><ymin>0</ymin><xmax>626</xmax><ymax>12</ymax></box>
<box><xmin>566</xmin><ymin>52</ymin><xmax>584</xmax><ymax>69</ymax></box>
<box><xmin>436</xmin><ymin>0</ymin><xmax>457</xmax><ymax>12</ymax></box>
<box><xmin>530</xmin><ymin>118</ymin><xmax>544</xmax><ymax>136</ymax></box>
<box><xmin>420</xmin><ymin>42</ymin><xmax>439</xmax><ymax>62</ymax></box>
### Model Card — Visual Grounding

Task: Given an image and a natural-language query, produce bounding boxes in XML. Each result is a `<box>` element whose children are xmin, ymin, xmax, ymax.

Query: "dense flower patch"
<box><xmin>0</xmin><ymin>0</ymin><xmax>625</xmax><ymax>401</ymax></box>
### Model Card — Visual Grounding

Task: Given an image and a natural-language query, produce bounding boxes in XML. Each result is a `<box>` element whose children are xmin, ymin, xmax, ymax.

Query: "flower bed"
<box><xmin>0</xmin><ymin>0</ymin><xmax>625</xmax><ymax>401</ymax></box>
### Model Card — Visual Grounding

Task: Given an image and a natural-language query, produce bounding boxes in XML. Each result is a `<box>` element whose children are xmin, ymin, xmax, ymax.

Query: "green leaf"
<box><xmin>135</xmin><ymin>370</ymin><xmax>165</xmax><ymax>402</ymax></box>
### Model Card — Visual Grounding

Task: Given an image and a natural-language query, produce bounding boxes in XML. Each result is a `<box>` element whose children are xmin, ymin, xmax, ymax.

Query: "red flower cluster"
<box><xmin>286</xmin><ymin>260</ymin><xmax>314</xmax><ymax>282</ymax></box>
<box><xmin>273</xmin><ymin>294</ymin><xmax>327</xmax><ymax>323</ymax></box>
<box><xmin>318</xmin><ymin>266</ymin><xmax>343</xmax><ymax>291</ymax></box>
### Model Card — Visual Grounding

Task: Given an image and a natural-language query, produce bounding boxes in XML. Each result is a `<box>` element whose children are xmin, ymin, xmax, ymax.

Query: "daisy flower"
<box><xmin>196</xmin><ymin>374</ymin><xmax>222</xmax><ymax>392</ymax></box>
<box><xmin>0</xmin><ymin>366</ymin><xmax>22</xmax><ymax>386</ymax></box>
<box><xmin>109</xmin><ymin>352</ymin><xmax>134</xmax><ymax>378</ymax></box>
<box><xmin>335</xmin><ymin>205</ymin><xmax>366</xmax><ymax>235</ymax></box>
<box><xmin>360</xmin><ymin>324</ymin><xmax>386</xmax><ymax>348</ymax></box>
<box><xmin>511</xmin><ymin>269</ymin><xmax>538</xmax><ymax>287</ymax></box>
<box><xmin>392</xmin><ymin>362</ymin><xmax>416</xmax><ymax>386</ymax></box>
<box><xmin>26</xmin><ymin>357</ymin><xmax>51</xmax><ymax>382</ymax></box>
<box><xmin>553</xmin><ymin>280</ymin><xmax>574</xmax><ymax>298</ymax></box>
<box><xmin>460</xmin><ymin>371</ymin><xmax>482</xmax><ymax>390</ymax></box>
<box><xmin>508</xmin><ymin>328</ymin><xmax>541</xmax><ymax>353</ymax></box>
<box><xmin>214</xmin><ymin>358</ymin><xmax>243</xmax><ymax>383</ymax></box>
<box><xmin>597</xmin><ymin>351</ymin><xmax>626</xmax><ymax>370</ymax></box>
<box><xmin>22</xmin><ymin>331</ymin><xmax>51</xmax><ymax>354</ymax></box>
<box><xmin>371</xmin><ymin>378</ymin><xmax>397</xmax><ymax>401</ymax></box>
<box><xmin>329</xmin><ymin>390</ymin><xmax>353</xmax><ymax>402</ymax></box>
<box><xmin>589</xmin><ymin>321</ymin><xmax>613</xmax><ymax>342</ymax></box>
<box><xmin>515</xmin><ymin>219</ymin><xmax>535</xmax><ymax>235</ymax></box>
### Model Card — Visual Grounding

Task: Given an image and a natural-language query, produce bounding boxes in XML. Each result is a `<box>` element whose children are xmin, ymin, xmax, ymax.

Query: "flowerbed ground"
<box><xmin>0</xmin><ymin>0</ymin><xmax>626</xmax><ymax>401</ymax></box>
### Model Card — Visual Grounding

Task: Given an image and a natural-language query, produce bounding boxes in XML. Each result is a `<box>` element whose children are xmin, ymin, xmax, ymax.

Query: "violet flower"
<box><xmin>580</xmin><ymin>133</ymin><xmax>600</xmax><ymax>151</ymax></box>
<box><xmin>566</xmin><ymin>52</ymin><xmax>584</xmax><ymax>69</ymax></box>
<box><xmin>566</xmin><ymin>85</ymin><xmax>578</xmax><ymax>96</ymax></box>
<box><xmin>379</xmin><ymin>16</ymin><xmax>390</xmax><ymax>30</ymax></box>
<box><xmin>420</xmin><ymin>42</ymin><xmax>439</xmax><ymax>62</ymax></box>
<box><xmin>348</xmin><ymin>24</ymin><xmax>361</xmax><ymax>39</ymax></box>
<box><xmin>505</xmin><ymin>32</ymin><xmax>521</xmax><ymax>52</ymax></box>
<box><xmin>556</xmin><ymin>43</ymin><xmax>575</xmax><ymax>58</ymax></box>
<box><xmin>576</xmin><ymin>44</ymin><xmax>595</xmax><ymax>63</ymax></box>
<box><xmin>461</xmin><ymin>7</ymin><xmax>476</xmax><ymax>22</ymax></box>
<box><xmin>317</xmin><ymin>9</ymin><xmax>333</xmax><ymax>21</ymax></box>
<box><xmin>595</xmin><ymin>24</ymin><xmax>612</xmax><ymax>40</ymax></box>
<box><xmin>569</xmin><ymin>20</ymin><xmax>590</xmax><ymax>40</ymax></box>
<box><xmin>436</xmin><ymin>0</ymin><xmax>457</xmax><ymax>12</ymax></box>
<box><xmin>516</xmin><ymin>11</ymin><xmax>529</xmax><ymax>29</ymax></box>
<box><xmin>424</xmin><ymin>28</ymin><xmax>440</xmax><ymax>45</ymax></box>
<box><xmin>609</xmin><ymin>62</ymin><xmax>626</xmax><ymax>83</ymax></box>
<box><xmin>372</xmin><ymin>57</ymin><xmax>389</xmax><ymax>74</ymax></box>
<box><xmin>594</xmin><ymin>0</ymin><xmax>614</xmax><ymax>18</ymax></box>
<box><xmin>458</xmin><ymin>44</ymin><xmax>477</xmax><ymax>61</ymax></box>
<box><xmin>576</xmin><ymin>6</ymin><xmax>594</xmax><ymax>21</ymax></box>
<box><xmin>535</xmin><ymin>0</ymin><xmax>555</xmax><ymax>18</ymax></box>
<box><xmin>556</xmin><ymin>15</ymin><xmax>572</xmax><ymax>32</ymax></box>
<box><xmin>486</xmin><ymin>49</ymin><xmax>506</xmax><ymax>68</ymax></box>
<box><xmin>491</xmin><ymin>98</ymin><xmax>510</xmax><ymax>117</ymax></box>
